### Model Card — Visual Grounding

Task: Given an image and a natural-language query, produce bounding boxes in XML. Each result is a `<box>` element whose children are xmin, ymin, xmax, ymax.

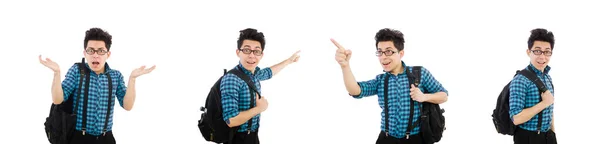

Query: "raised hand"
<box><xmin>287</xmin><ymin>50</ymin><xmax>301</xmax><ymax>63</ymax></box>
<box><xmin>39</xmin><ymin>55</ymin><xmax>60</xmax><ymax>73</ymax></box>
<box><xmin>130</xmin><ymin>65</ymin><xmax>156</xmax><ymax>79</ymax></box>
<box><xmin>331</xmin><ymin>38</ymin><xmax>352</xmax><ymax>68</ymax></box>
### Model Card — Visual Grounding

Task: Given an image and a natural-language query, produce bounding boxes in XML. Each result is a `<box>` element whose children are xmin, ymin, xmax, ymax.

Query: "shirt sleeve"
<box><xmin>115</xmin><ymin>71</ymin><xmax>127</xmax><ymax>108</ymax></box>
<box><xmin>509</xmin><ymin>75</ymin><xmax>528</xmax><ymax>121</ymax></box>
<box><xmin>352</xmin><ymin>75</ymin><xmax>380</xmax><ymax>99</ymax></box>
<box><xmin>62</xmin><ymin>64</ymin><xmax>80</xmax><ymax>101</ymax></box>
<box><xmin>254</xmin><ymin>67</ymin><xmax>273</xmax><ymax>81</ymax></box>
<box><xmin>420</xmin><ymin>67</ymin><xmax>448</xmax><ymax>95</ymax></box>
<box><xmin>221</xmin><ymin>74</ymin><xmax>242</xmax><ymax>122</ymax></box>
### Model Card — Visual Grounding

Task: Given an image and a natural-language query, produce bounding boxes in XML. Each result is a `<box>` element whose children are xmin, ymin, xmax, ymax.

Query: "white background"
<box><xmin>1</xmin><ymin>0</ymin><xmax>598</xmax><ymax>144</ymax></box>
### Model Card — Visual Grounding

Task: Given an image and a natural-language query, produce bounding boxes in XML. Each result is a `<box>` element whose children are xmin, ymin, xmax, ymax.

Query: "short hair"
<box><xmin>375</xmin><ymin>28</ymin><xmax>405</xmax><ymax>51</ymax></box>
<box><xmin>84</xmin><ymin>28</ymin><xmax>113</xmax><ymax>51</ymax></box>
<box><xmin>527</xmin><ymin>28</ymin><xmax>555</xmax><ymax>50</ymax></box>
<box><xmin>237</xmin><ymin>28</ymin><xmax>265</xmax><ymax>50</ymax></box>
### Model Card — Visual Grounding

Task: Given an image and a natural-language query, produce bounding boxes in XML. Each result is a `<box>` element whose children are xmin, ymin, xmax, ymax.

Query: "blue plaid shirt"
<box><xmin>509</xmin><ymin>64</ymin><xmax>554</xmax><ymax>132</ymax></box>
<box><xmin>221</xmin><ymin>63</ymin><xmax>273</xmax><ymax>132</ymax></box>
<box><xmin>353</xmin><ymin>61</ymin><xmax>448</xmax><ymax>139</ymax></box>
<box><xmin>62</xmin><ymin>63</ymin><xmax>127</xmax><ymax>136</ymax></box>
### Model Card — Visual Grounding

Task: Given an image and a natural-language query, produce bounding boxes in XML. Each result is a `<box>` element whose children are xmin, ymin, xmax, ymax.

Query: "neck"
<box><xmin>94</xmin><ymin>68</ymin><xmax>105</xmax><ymax>75</ymax></box>
<box><xmin>390</xmin><ymin>64</ymin><xmax>404</xmax><ymax>75</ymax></box>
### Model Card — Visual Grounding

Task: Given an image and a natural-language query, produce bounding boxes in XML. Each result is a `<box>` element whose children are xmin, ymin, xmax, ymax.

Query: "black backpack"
<box><xmin>44</xmin><ymin>58</ymin><xmax>114</xmax><ymax>144</ymax></box>
<box><xmin>492</xmin><ymin>67</ymin><xmax>552</xmax><ymax>135</ymax></box>
<box><xmin>383</xmin><ymin>66</ymin><xmax>445</xmax><ymax>143</ymax></box>
<box><xmin>198</xmin><ymin>66</ymin><xmax>261</xmax><ymax>143</ymax></box>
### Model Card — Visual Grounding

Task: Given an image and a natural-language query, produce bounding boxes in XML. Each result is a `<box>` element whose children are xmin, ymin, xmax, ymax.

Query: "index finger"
<box><xmin>330</xmin><ymin>38</ymin><xmax>345</xmax><ymax>50</ymax></box>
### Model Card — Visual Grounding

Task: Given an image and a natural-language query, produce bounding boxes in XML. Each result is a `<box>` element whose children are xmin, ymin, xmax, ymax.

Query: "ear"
<box><xmin>107</xmin><ymin>51</ymin><xmax>111</xmax><ymax>59</ymax></box>
<box><xmin>526</xmin><ymin>49</ymin><xmax>531</xmax><ymax>57</ymax></box>
<box><xmin>398</xmin><ymin>50</ymin><xmax>405</xmax><ymax>59</ymax></box>
<box><xmin>236</xmin><ymin>49</ymin><xmax>241</xmax><ymax>58</ymax></box>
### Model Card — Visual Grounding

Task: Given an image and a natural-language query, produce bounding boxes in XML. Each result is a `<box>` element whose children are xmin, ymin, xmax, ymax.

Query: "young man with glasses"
<box><xmin>331</xmin><ymin>28</ymin><xmax>448</xmax><ymax>144</ymax></box>
<box><xmin>509</xmin><ymin>28</ymin><xmax>557</xmax><ymax>144</ymax></box>
<box><xmin>220</xmin><ymin>28</ymin><xmax>300</xmax><ymax>144</ymax></box>
<box><xmin>39</xmin><ymin>27</ymin><xmax>156</xmax><ymax>144</ymax></box>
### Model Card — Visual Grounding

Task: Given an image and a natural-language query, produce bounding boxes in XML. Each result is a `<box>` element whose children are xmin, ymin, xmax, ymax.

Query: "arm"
<box><xmin>52</xmin><ymin>72</ymin><xmax>64</xmax><ymax>104</ymax></box>
<box><xmin>551</xmin><ymin>114</ymin><xmax>555</xmax><ymax>131</ymax></box>
<box><xmin>421</xmin><ymin>67</ymin><xmax>448</xmax><ymax>104</ymax></box>
<box><xmin>509</xmin><ymin>77</ymin><xmax>551</xmax><ymax>125</ymax></box>
<box><xmin>342</xmin><ymin>66</ymin><xmax>361</xmax><ymax>96</ymax></box>
<box><xmin>269</xmin><ymin>59</ymin><xmax>292</xmax><ymax>76</ymax></box>
<box><xmin>424</xmin><ymin>92</ymin><xmax>448</xmax><ymax>104</ymax></box>
<box><xmin>221</xmin><ymin>75</ymin><xmax>262</xmax><ymax>127</ymax></box>
<box><xmin>269</xmin><ymin>50</ymin><xmax>300</xmax><ymax>76</ymax></box>
<box><xmin>57</xmin><ymin>64</ymin><xmax>79</xmax><ymax>104</ymax></box>
<box><xmin>122</xmin><ymin>78</ymin><xmax>136</xmax><ymax>111</ymax></box>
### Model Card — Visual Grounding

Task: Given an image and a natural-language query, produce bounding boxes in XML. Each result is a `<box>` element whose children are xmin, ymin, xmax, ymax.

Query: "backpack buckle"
<box><xmin>385</xmin><ymin>132</ymin><xmax>388</xmax><ymax>137</ymax></box>
<box><xmin>406</xmin><ymin>132</ymin><xmax>410</xmax><ymax>139</ymax></box>
<box><xmin>537</xmin><ymin>130</ymin><xmax>540</xmax><ymax>134</ymax></box>
<box><xmin>82</xmin><ymin>130</ymin><xmax>86</xmax><ymax>135</ymax></box>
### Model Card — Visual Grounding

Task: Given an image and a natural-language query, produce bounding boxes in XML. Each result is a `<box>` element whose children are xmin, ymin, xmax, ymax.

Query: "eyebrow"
<box><xmin>533</xmin><ymin>47</ymin><xmax>551</xmax><ymax>50</ymax></box>
<box><xmin>377</xmin><ymin>47</ymin><xmax>393</xmax><ymax>50</ymax></box>
<box><xmin>86</xmin><ymin>47</ymin><xmax>106</xmax><ymax>50</ymax></box>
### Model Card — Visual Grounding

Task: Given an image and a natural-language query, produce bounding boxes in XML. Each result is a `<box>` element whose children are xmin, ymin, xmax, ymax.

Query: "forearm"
<box><xmin>341</xmin><ymin>66</ymin><xmax>360</xmax><ymax>95</ymax></box>
<box><xmin>551</xmin><ymin>114</ymin><xmax>555</xmax><ymax>131</ymax></box>
<box><xmin>269</xmin><ymin>59</ymin><xmax>291</xmax><ymax>76</ymax></box>
<box><xmin>123</xmin><ymin>78</ymin><xmax>136</xmax><ymax>111</ymax></box>
<box><xmin>424</xmin><ymin>92</ymin><xmax>447</xmax><ymax>104</ymax></box>
<box><xmin>51</xmin><ymin>72</ymin><xmax>64</xmax><ymax>104</ymax></box>
<box><xmin>512</xmin><ymin>102</ymin><xmax>549</xmax><ymax>125</ymax></box>
<box><xmin>227</xmin><ymin>107</ymin><xmax>262</xmax><ymax>127</ymax></box>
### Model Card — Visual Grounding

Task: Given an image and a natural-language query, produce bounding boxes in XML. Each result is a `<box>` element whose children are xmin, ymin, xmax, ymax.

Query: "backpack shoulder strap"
<box><xmin>518</xmin><ymin>67</ymin><xmax>547</xmax><ymax>134</ymax></box>
<box><xmin>228</xmin><ymin>66</ymin><xmax>261</xmax><ymax>134</ymax></box>
<box><xmin>404</xmin><ymin>66</ymin><xmax>422</xmax><ymax>139</ymax></box>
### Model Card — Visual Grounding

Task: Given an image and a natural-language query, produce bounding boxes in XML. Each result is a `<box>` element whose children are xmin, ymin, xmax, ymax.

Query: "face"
<box><xmin>377</xmin><ymin>41</ymin><xmax>404</xmax><ymax>73</ymax></box>
<box><xmin>237</xmin><ymin>40</ymin><xmax>263</xmax><ymax>72</ymax></box>
<box><xmin>84</xmin><ymin>40</ymin><xmax>110</xmax><ymax>74</ymax></box>
<box><xmin>527</xmin><ymin>41</ymin><xmax>552</xmax><ymax>71</ymax></box>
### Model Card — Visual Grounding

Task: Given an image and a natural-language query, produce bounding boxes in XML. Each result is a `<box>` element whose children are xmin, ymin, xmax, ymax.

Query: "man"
<box><xmin>220</xmin><ymin>28</ymin><xmax>300</xmax><ymax>144</ymax></box>
<box><xmin>332</xmin><ymin>28</ymin><xmax>448</xmax><ymax>144</ymax></box>
<box><xmin>509</xmin><ymin>28</ymin><xmax>557</xmax><ymax>144</ymax></box>
<box><xmin>39</xmin><ymin>27</ymin><xmax>156</xmax><ymax>144</ymax></box>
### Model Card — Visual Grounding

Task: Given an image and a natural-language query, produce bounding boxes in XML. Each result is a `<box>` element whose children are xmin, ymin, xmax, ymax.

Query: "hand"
<box><xmin>286</xmin><ymin>50</ymin><xmax>301</xmax><ymax>64</ymax></box>
<box><xmin>541</xmin><ymin>90</ymin><xmax>554</xmax><ymax>107</ymax></box>
<box><xmin>255</xmin><ymin>94</ymin><xmax>268</xmax><ymax>112</ymax></box>
<box><xmin>130</xmin><ymin>65</ymin><xmax>156</xmax><ymax>79</ymax></box>
<box><xmin>410</xmin><ymin>84</ymin><xmax>428</xmax><ymax>102</ymax></box>
<box><xmin>331</xmin><ymin>38</ymin><xmax>352</xmax><ymax>68</ymax></box>
<box><xmin>39</xmin><ymin>55</ymin><xmax>60</xmax><ymax>73</ymax></box>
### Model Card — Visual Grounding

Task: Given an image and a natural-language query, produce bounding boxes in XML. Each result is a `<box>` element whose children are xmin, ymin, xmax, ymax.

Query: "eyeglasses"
<box><xmin>239</xmin><ymin>48</ymin><xmax>263</xmax><ymax>56</ymax></box>
<box><xmin>85</xmin><ymin>48</ymin><xmax>108</xmax><ymax>55</ymax></box>
<box><xmin>376</xmin><ymin>50</ymin><xmax>398</xmax><ymax>57</ymax></box>
<box><xmin>530</xmin><ymin>50</ymin><xmax>552</xmax><ymax>56</ymax></box>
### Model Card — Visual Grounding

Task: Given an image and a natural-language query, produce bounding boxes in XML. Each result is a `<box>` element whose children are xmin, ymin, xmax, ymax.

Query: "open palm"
<box><xmin>131</xmin><ymin>65</ymin><xmax>156</xmax><ymax>78</ymax></box>
<box><xmin>39</xmin><ymin>55</ymin><xmax>60</xmax><ymax>72</ymax></box>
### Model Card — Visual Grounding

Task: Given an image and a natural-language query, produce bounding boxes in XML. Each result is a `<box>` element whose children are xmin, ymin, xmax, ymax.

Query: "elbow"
<box><xmin>512</xmin><ymin>116</ymin><xmax>524</xmax><ymax>125</ymax></box>
<box><xmin>52</xmin><ymin>98</ymin><xmax>63</xmax><ymax>105</ymax></box>
<box><xmin>124</xmin><ymin>105</ymin><xmax>133</xmax><ymax>111</ymax></box>
<box><xmin>226</xmin><ymin>118</ymin><xmax>240</xmax><ymax>128</ymax></box>
<box><xmin>348</xmin><ymin>89</ymin><xmax>361</xmax><ymax>96</ymax></box>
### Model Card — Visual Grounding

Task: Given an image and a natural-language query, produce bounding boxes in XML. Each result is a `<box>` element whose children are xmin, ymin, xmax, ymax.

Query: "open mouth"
<box><xmin>92</xmin><ymin>61</ymin><xmax>100</xmax><ymax>67</ymax></box>
<box><xmin>536</xmin><ymin>61</ymin><xmax>546</xmax><ymax>65</ymax></box>
<box><xmin>246</xmin><ymin>61</ymin><xmax>256</xmax><ymax>65</ymax></box>
<box><xmin>382</xmin><ymin>61</ymin><xmax>391</xmax><ymax>66</ymax></box>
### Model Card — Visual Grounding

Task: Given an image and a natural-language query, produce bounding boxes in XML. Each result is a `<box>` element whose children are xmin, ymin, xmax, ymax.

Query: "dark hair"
<box><xmin>84</xmin><ymin>28</ymin><xmax>113</xmax><ymax>51</ymax></box>
<box><xmin>527</xmin><ymin>28</ymin><xmax>554</xmax><ymax>50</ymax></box>
<box><xmin>237</xmin><ymin>28</ymin><xmax>265</xmax><ymax>50</ymax></box>
<box><xmin>375</xmin><ymin>28</ymin><xmax>405</xmax><ymax>51</ymax></box>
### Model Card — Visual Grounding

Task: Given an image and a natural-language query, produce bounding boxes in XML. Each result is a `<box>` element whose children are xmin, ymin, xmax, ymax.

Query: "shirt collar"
<box><xmin>384</xmin><ymin>61</ymin><xmax>408</xmax><ymax>76</ymax></box>
<box><xmin>236</xmin><ymin>62</ymin><xmax>260</xmax><ymax>76</ymax></box>
<box><xmin>84</xmin><ymin>62</ymin><xmax>112</xmax><ymax>75</ymax></box>
<box><xmin>527</xmin><ymin>63</ymin><xmax>551</xmax><ymax>75</ymax></box>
